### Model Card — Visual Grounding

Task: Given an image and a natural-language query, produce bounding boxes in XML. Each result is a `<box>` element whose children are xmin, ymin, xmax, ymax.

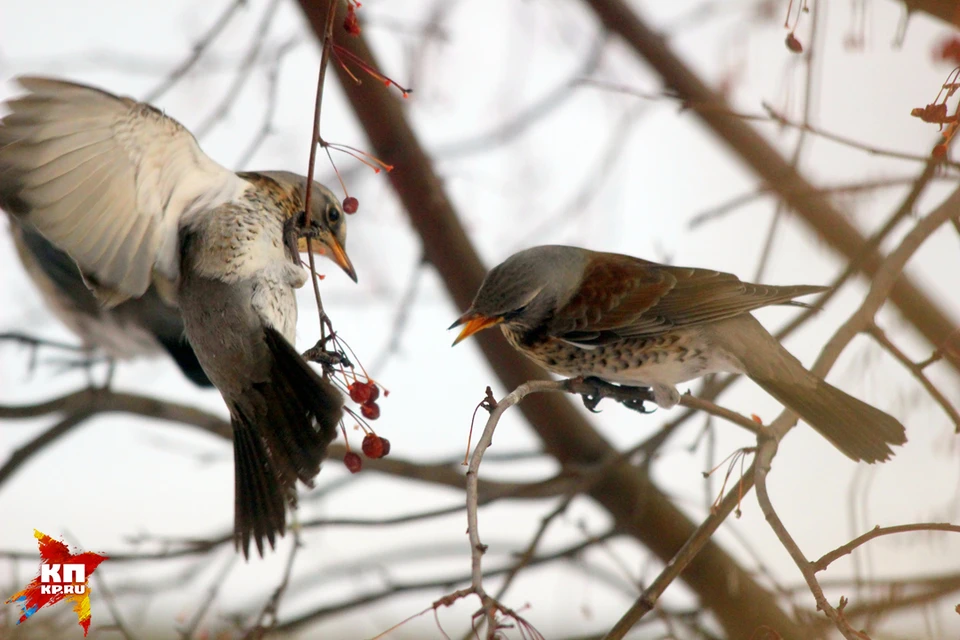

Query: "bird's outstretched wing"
<box><xmin>548</xmin><ymin>251</ymin><xmax>827</xmax><ymax>344</ymax></box>
<box><xmin>0</xmin><ymin>77</ymin><xmax>248</xmax><ymax>305</ymax></box>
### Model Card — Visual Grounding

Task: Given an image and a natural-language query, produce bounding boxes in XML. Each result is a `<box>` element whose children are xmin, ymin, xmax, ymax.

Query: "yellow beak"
<box><xmin>298</xmin><ymin>236</ymin><xmax>357</xmax><ymax>283</ymax></box>
<box><xmin>450</xmin><ymin>313</ymin><xmax>503</xmax><ymax>346</ymax></box>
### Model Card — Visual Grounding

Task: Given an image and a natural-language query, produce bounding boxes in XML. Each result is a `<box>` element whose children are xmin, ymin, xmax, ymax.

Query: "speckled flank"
<box><xmin>501</xmin><ymin>324</ymin><xmax>729</xmax><ymax>388</ymax></box>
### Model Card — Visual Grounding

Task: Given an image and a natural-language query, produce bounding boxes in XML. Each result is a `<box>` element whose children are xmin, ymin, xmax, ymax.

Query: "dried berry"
<box><xmin>380</xmin><ymin>438</ymin><xmax>391</xmax><ymax>456</ymax></box>
<box><xmin>344</xmin><ymin>452</ymin><xmax>362</xmax><ymax>473</ymax></box>
<box><xmin>362</xmin><ymin>433</ymin><xmax>384</xmax><ymax>458</ymax></box>
<box><xmin>911</xmin><ymin>103</ymin><xmax>949</xmax><ymax>124</ymax></box>
<box><xmin>934</xmin><ymin>36</ymin><xmax>960</xmax><ymax>65</ymax></box>
<box><xmin>361</xmin><ymin>401</ymin><xmax>380</xmax><ymax>420</ymax></box>
<box><xmin>785</xmin><ymin>32</ymin><xmax>803</xmax><ymax>53</ymax></box>
<box><xmin>343</xmin><ymin>196</ymin><xmax>359</xmax><ymax>214</ymax></box>
<box><xmin>343</xmin><ymin>5</ymin><xmax>361</xmax><ymax>36</ymax></box>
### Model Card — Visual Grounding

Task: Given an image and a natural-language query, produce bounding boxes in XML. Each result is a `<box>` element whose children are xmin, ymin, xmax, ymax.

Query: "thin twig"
<box><xmin>755</xmin><ymin>453</ymin><xmax>868</xmax><ymax>640</ymax></box>
<box><xmin>234</xmin><ymin>37</ymin><xmax>300</xmax><ymax>168</ymax></box>
<box><xmin>688</xmin><ymin>176</ymin><xmax>952</xmax><ymax>229</ymax></box>
<box><xmin>492</xmin><ymin>494</ymin><xmax>576</xmax><ymax>602</ymax></box>
<box><xmin>369</xmin><ymin>252</ymin><xmax>428</xmax><ymax>372</ymax></box>
<box><xmin>752</xmin><ymin>185</ymin><xmax>960</xmax><ymax>639</ymax></box>
<box><xmin>813</xmin><ymin>523</ymin><xmax>960</xmax><ymax>572</ymax></box>
<box><xmin>465</xmin><ymin>380</ymin><xmax>560</xmax><ymax>635</ymax></box>
<box><xmin>0</xmin><ymin>411</ymin><xmax>94</xmax><ymax>488</ymax></box>
<box><xmin>194</xmin><ymin>0</ymin><xmax>283</xmax><ymax>138</ymax></box>
<box><xmin>242</xmin><ymin>530</ymin><xmax>302</xmax><ymax>639</ymax></box>
<box><xmin>178</xmin><ymin>552</ymin><xmax>237</xmax><ymax>640</ymax></box>
<box><xmin>302</xmin><ymin>0</ymin><xmax>341</xmax><ymax>336</ymax></box>
<box><xmin>275</xmin><ymin>532</ymin><xmax>614</xmax><ymax>633</ymax></box>
<box><xmin>602</xmin><ymin>456</ymin><xmax>758</xmax><ymax>639</ymax></box>
<box><xmin>144</xmin><ymin>0</ymin><xmax>247</xmax><ymax>102</ymax></box>
<box><xmin>867</xmin><ymin>323</ymin><xmax>960</xmax><ymax>430</ymax></box>
<box><xmin>89</xmin><ymin>557</ymin><xmax>136</xmax><ymax>640</ymax></box>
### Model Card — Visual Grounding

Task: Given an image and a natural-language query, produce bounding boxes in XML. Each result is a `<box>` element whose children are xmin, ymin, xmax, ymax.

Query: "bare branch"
<box><xmin>814</xmin><ymin>523</ymin><xmax>960</xmax><ymax>573</ymax></box>
<box><xmin>867</xmin><ymin>323</ymin><xmax>960</xmax><ymax>431</ymax></box>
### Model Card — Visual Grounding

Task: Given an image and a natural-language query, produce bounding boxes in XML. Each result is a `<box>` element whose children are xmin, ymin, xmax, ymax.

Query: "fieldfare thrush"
<box><xmin>451</xmin><ymin>245</ymin><xmax>907</xmax><ymax>463</ymax></box>
<box><xmin>0</xmin><ymin>76</ymin><xmax>358</xmax><ymax>557</ymax></box>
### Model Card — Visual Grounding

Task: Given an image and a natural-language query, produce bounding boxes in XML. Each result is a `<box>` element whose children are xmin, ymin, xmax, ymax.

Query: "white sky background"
<box><xmin>0</xmin><ymin>0</ymin><xmax>959</xmax><ymax>638</ymax></box>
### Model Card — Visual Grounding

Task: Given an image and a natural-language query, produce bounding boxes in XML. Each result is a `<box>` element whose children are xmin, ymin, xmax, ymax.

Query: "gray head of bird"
<box><xmin>250</xmin><ymin>170</ymin><xmax>357</xmax><ymax>283</ymax></box>
<box><xmin>449</xmin><ymin>245</ymin><xmax>590</xmax><ymax>344</ymax></box>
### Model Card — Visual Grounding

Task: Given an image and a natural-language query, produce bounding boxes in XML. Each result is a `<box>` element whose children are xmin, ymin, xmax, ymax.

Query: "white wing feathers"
<box><xmin>0</xmin><ymin>77</ymin><xmax>248</xmax><ymax>305</ymax></box>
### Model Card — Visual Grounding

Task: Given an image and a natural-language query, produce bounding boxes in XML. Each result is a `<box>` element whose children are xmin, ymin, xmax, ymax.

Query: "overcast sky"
<box><xmin>1</xmin><ymin>1</ymin><xmax>959</xmax><ymax>638</ymax></box>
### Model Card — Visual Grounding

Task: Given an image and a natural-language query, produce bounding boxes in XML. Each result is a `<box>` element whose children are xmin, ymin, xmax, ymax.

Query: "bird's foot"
<box><xmin>566</xmin><ymin>376</ymin><xmax>656</xmax><ymax>414</ymax></box>
<box><xmin>302</xmin><ymin>337</ymin><xmax>353</xmax><ymax>375</ymax></box>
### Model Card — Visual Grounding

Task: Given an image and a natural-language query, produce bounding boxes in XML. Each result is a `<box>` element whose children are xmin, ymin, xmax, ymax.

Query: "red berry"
<box><xmin>362</xmin><ymin>433</ymin><xmax>384</xmax><ymax>458</ymax></box>
<box><xmin>361</xmin><ymin>401</ymin><xmax>381</xmax><ymax>420</ymax></box>
<box><xmin>367</xmin><ymin>384</ymin><xmax>380</xmax><ymax>402</ymax></box>
<box><xmin>785</xmin><ymin>33</ymin><xmax>803</xmax><ymax>53</ymax></box>
<box><xmin>348</xmin><ymin>381</ymin><xmax>374</xmax><ymax>404</ymax></box>
<box><xmin>380</xmin><ymin>438</ymin><xmax>391</xmax><ymax>456</ymax></box>
<box><xmin>343</xmin><ymin>196</ymin><xmax>359</xmax><ymax>214</ymax></box>
<box><xmin>344</xmin><ymin>452</ymin><xmax>362</xmax><ymax>473</ymax></box>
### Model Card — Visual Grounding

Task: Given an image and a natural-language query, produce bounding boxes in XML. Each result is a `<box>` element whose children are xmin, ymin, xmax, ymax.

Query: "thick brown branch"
<box><xmin>294</xmin><ymin>4</ymin><xmax>807</xmax><ymax>638</ymax></box>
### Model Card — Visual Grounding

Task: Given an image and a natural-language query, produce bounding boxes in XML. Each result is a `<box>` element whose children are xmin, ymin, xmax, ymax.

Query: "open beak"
<box><xmin>449</xmin><ymin>311</ymin><xmax>503</xmax><ymax>346</ymax></box>
<box><xmin>298</xmin><ymin>235</ymin><xmax>358</xmax><ymax>283</ymax></box>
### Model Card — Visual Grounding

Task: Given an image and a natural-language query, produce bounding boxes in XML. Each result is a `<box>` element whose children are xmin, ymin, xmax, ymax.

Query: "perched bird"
<box><xmin>8</xmin><ymin>219</ymin><xmax>213</xmax><ymax>387</ymax></box>
<box><xmin>0</xmin><ymin>77</ymin><xmax>358</xmax><ymax>556</ymax></box>
<box><xmin>451</xmin><ymin>245</ymin><xmax>907</xmax><ymax>463</ymax></box>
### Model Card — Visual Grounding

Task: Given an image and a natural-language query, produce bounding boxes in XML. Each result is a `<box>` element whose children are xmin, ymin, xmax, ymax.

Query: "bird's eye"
<box><xmin>327</xmin><ymin>207</ymin><xmax>341</xmax><ymax>223</ymax></box>
<box><xmin>502</xmin><ymin>304</ymin><xmax>528</xmax><ymax>321</ymax></box>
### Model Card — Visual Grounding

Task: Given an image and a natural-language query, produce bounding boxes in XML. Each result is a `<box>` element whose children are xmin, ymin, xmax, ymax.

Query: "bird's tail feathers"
<box><xmin>232</xmin><ymin>326</ymin><xmax>343</xmax><ymax>558</ymax></box>
<box><xmin>708</xmin><ymin>315</ymin><xmax>906</xmax><ymax>463</ymax></box>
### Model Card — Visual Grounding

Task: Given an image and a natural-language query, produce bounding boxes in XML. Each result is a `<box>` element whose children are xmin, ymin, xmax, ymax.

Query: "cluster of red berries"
<box><xmin>342</xmin><ymin>380</ymin><xmax>390</xmax><ymax>473</ymax></box>
<box><xmin>343</xmin><ymin>434</ymin><xmax>390</xmax><ymax>474</ymax></box>
<box><xmin>349</xmin><ymin>380</ymin><xmax>381</xmax><ymax>419</ymax></box>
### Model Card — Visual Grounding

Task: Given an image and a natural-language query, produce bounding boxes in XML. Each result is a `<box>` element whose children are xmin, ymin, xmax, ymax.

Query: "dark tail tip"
<box><xmin>756</xmin><ymin>376</ymin><xmax>907</xmax><ymax>463</ymax></box>
<box><xmin>232</xmin><ymin>413</ymin><xmax>286</xmax><ymax>559</ymax></box>
<box><xmin>232</xmin><ymin>326</ymin><xmax>344</xmax><ymax>558</ymax></box>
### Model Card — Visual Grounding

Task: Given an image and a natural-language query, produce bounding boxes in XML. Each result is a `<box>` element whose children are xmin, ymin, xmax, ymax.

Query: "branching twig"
<box><xmin>242</xmin><ymin>530</ymin><xmax>302</xmax><ymax>639</ymax></box>
<box><xmin>194</xmin><ymin>0</ymin><xmax>283</xmax><ymax>138</ymax></box>
<box><xmin>867</xmin><ymin>323</ymin><xmax>960</xmax><ymax>430</ymax></box>
<box><xmin>144</xmin><ymin>0</ymin><xmax>247</xmax><ymax>102</ymax></box>
<box><xmin>465</xmin><ymin>380</ymin><xmax>559</xmax><ymax>635</ymax></box>
<box><xmin>814</xmin><ymin>523</ymin><xmax>960</xmax><ymax>572</ymax></box>
<box><xmin>753</xmin><ymin>185</ymin><xmax>960</xmax><ymax>638</ymax></box>
<box><xmin>602</xmin><ymin>455</ymin><xmax>758</xmax><ymax>639</ymax></box>
<box><xmin>234</xmin><ymin>37</ymin><xmax>300</xmax><ymax>168</ymax></box>
<box><xmin>178</xmin><ymin>553</ymin><xmax>237</xmax><ymax>640</ymax></box>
